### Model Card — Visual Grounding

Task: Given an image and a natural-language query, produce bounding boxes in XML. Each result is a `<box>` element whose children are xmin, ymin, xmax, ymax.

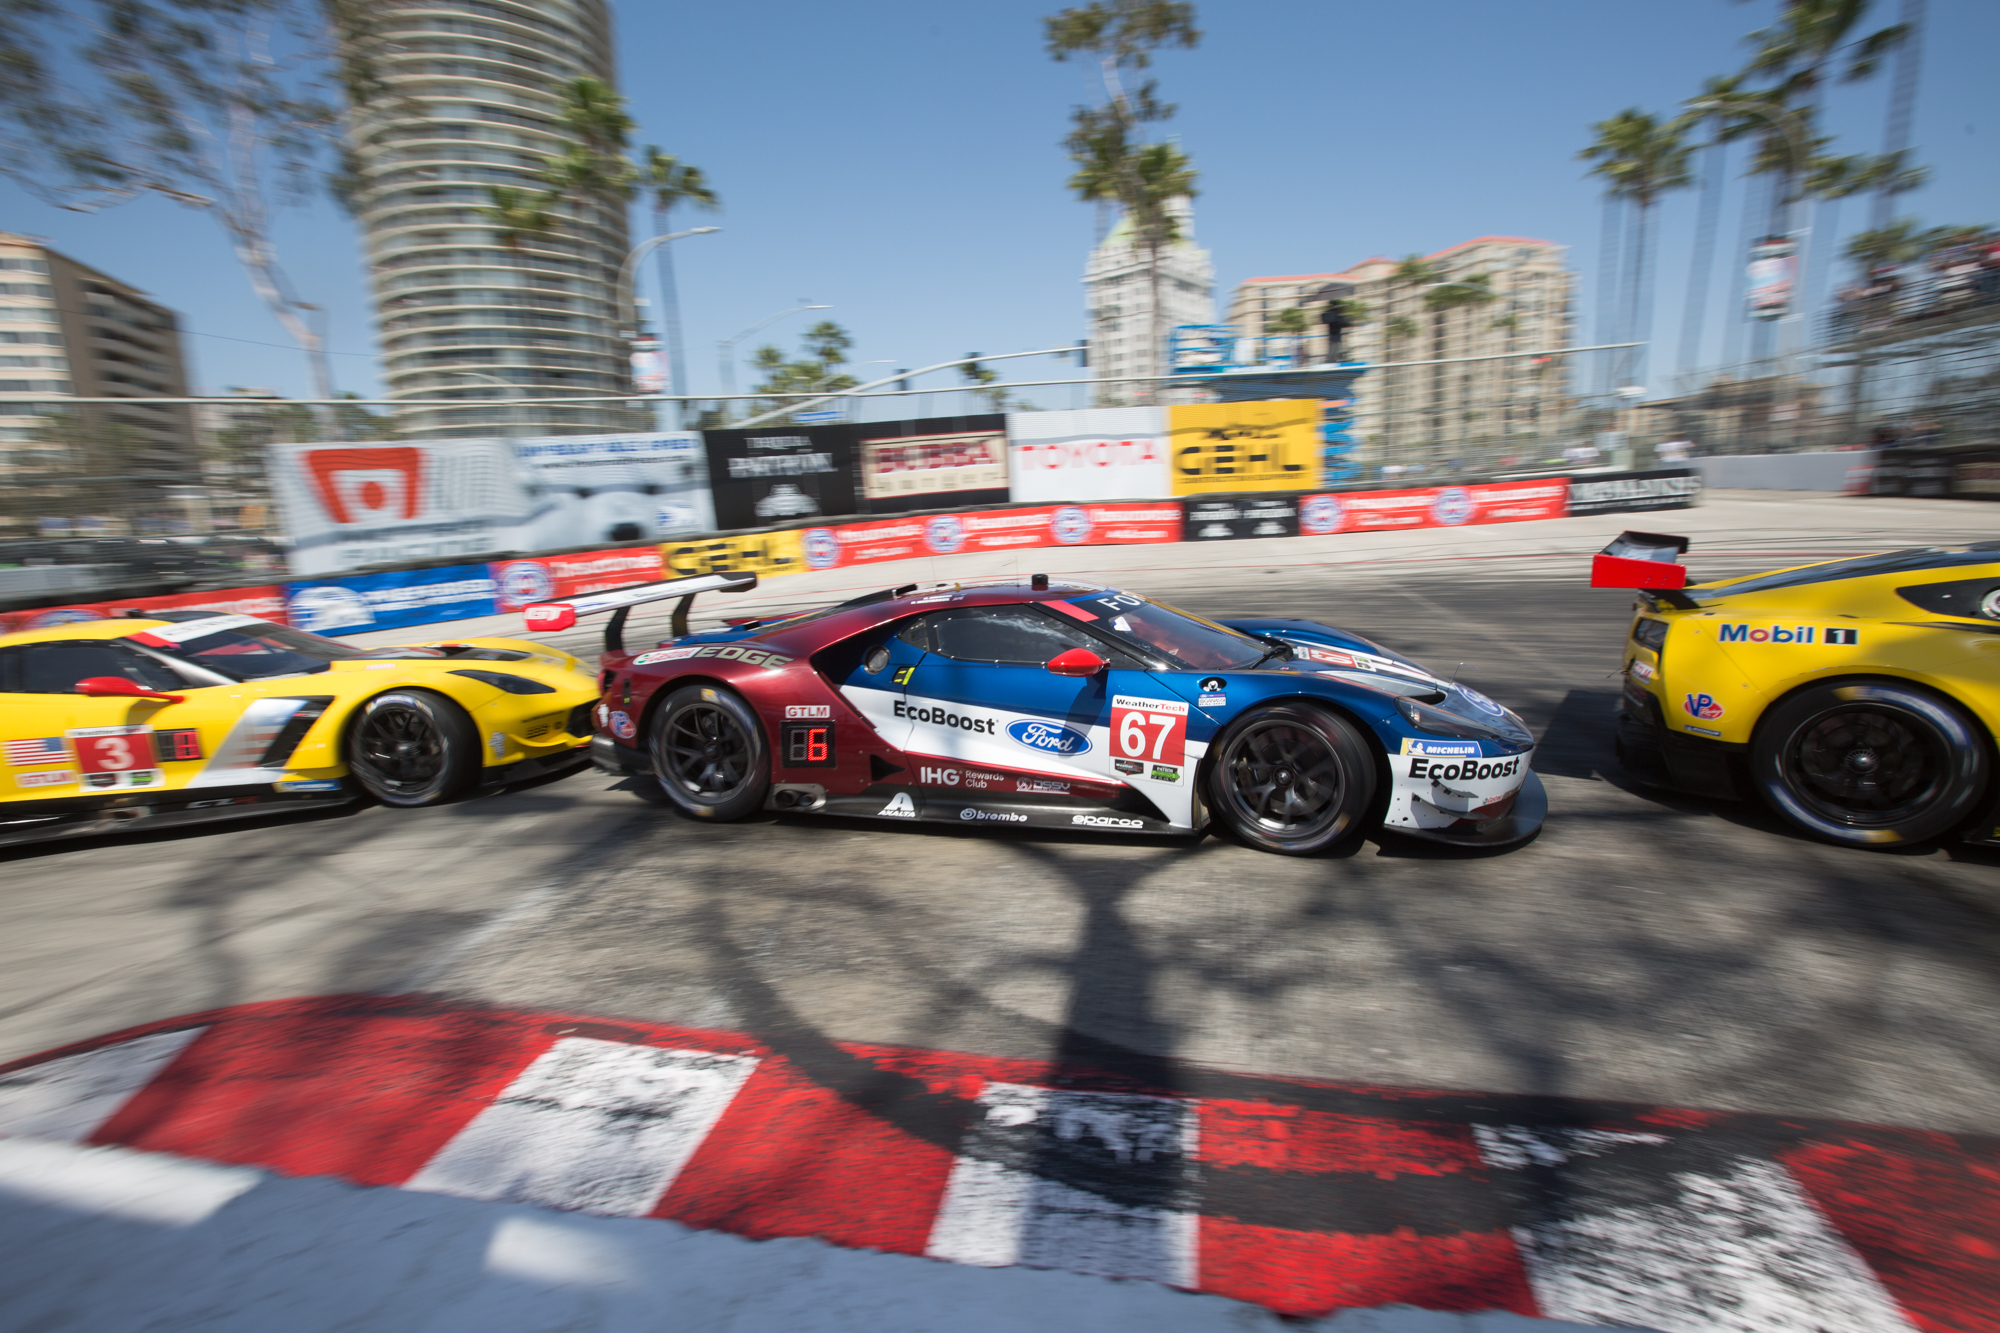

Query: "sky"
<box><xmin>2</xmin><ymin>0</ymin><xmax>1995</xmax><ymax>406</ymax></box>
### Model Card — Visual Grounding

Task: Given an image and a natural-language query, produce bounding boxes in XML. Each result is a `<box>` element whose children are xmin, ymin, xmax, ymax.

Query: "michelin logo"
<box><xmin>1401</xmin><ymin>739</ymin><xmax>1480</xmax><ymax>757</ymax></box>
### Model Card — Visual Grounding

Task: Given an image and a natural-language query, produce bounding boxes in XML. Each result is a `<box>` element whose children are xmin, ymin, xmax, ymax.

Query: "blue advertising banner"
<box><xmin>285</xmin><ymin>564</ymin><xmax>499</xmax><ymax>636</ymax></box>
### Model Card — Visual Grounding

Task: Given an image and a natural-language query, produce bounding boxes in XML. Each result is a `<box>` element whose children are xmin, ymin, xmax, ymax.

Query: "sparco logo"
<box><xmin>1008</xmin><ymin>719</ymin><xmax>1091</xmax><ymax>755</ymax></box>
<box><xmin>960</xmin><ymin>808</ymin><xmax>1027</xmax><ymax>822</ymax></box>
<box><xmin>895</xmin><ymin>700</ymin><xmax>996</xmax><ymax>734</ymax></box>
<box><xmin>1410</xmin><ymin>755</ymin><xmax>1521</xmax><ymax>782</ymax></box>
<box><xmin>1072</xmin><ymin>814</ymin><xmax>1143</xmax><ymax>828</ymax></box>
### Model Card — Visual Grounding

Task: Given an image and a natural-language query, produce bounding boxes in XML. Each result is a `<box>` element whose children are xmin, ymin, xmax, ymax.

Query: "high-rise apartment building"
<box><xmin>1084</xmin><ymin>198</ymin><xmax>1215</xmax><ymax>406</ymax></box>
<box><xmin>1229</xmin><ymin>236</ymin><xmax>1576</xmax><ymax>456</ymax></box>
<box><xmin>0</xmin><ymin>232</ymin><xmax>200</xmax><ymax>529</ymax></box>
<box><xmin>341</xmin><ymin>0</ymin><xmax>635</xmax><ymax>439</ymax></box>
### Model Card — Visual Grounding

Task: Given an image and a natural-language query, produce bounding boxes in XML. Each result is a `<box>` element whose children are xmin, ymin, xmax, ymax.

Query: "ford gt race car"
<box><xmin>1596</xmin><ymin>531</ymin><xmax>2000</xmax><ymax>849</ymax></box>
<box><xmin>0</xmin><ymin>612</ymin><xmax>598</xmax><ymax>847</ymax></box>
<box><xmin>529</xmin><ymin>572</ymin><xmax>1545</xmax><ymax>855</ymax></box>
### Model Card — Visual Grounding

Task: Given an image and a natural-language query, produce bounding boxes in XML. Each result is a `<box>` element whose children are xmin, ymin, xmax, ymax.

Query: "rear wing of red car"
<box><xmin>522</xmin><ymin>571</ymin><xmax>759</xmax><ymax>652</ymax></box>
<box><xmin>1591</xmin><ymin>531</ymin><xmax>1697</xmax><ymax>608</ymax></box>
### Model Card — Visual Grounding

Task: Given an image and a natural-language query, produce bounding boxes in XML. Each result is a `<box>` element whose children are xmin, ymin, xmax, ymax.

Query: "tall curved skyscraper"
<box><xmin>343</xmin><ymin>0</ymin><xmax>636</xmax><ymax>439</ymax></box>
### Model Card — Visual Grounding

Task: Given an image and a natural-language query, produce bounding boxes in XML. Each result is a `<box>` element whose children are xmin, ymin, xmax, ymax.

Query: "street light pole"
<box><xmin>716</xmin><ymin>302</ymin><xmax>831</xmax><ymax>420</ymax></box>
<box><xmin>617</xmin><ymin>228</ymin><xmax>721</xmax><ymax>341</ymax></box>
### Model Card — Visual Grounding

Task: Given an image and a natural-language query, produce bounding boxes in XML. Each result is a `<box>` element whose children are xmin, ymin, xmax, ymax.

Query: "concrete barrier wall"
<box><xmin>1692</xmin><ymin>451</ymin><xmax>1877</xmax><ymax>492</ymax></box>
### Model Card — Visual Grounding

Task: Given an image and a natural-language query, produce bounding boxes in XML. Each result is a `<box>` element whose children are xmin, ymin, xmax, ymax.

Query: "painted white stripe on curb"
<box><xmin>406</xmin><ymin>1038</ymin><xmax>757</xmax><ymax>1217</ymax></box>
<box><xmin>926</xmin><ymin>1082</ymin><xmax>1198</xmax><ymax>1288</ymax></box>
<box><xmin>0</xmin><ymin>1134</ymin><xmax>257</xmax><ymax>1226</ymax></box>
<box><xmin>0</xmin><ymin>1029</ymin><xmax>205</xmax><ymax>1143</ymax></box>
<box><xmin>1473</xmin><ymin>1125</ymin><xmax>1917</xmax><ymax>1333</ymax></box>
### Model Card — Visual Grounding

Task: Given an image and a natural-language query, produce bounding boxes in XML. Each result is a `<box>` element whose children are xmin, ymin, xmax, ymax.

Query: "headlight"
<box><xmin>1395</xmin><ymin>697</ymin><xmax>1507</xmax><ymax>740</ymax></box>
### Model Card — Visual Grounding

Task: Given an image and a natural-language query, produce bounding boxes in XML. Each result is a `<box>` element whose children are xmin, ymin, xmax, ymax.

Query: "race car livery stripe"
<box><xmin>4</xmin><ymin>996</ymin><xmax>1987</xmax><ymax>1327</ymax></box>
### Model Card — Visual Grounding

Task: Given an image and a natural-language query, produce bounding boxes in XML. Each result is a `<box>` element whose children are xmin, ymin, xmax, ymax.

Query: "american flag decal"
<box><xmin>3</xmin><ymin>737</ymin><xmax>69</xmax><ymax>765</ymax></box>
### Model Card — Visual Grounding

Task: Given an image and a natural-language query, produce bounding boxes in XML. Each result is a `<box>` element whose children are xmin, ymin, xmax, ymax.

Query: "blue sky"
<box><xmin>3</xmin><ymin>0</ymin><xmax>1994</xmax><ymax>404</ymax></box>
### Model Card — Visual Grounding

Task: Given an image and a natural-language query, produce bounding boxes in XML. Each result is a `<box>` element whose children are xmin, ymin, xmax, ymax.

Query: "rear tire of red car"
<box><xmin>1752</xmin><ymin>680</ymin><xmax>1989</xmax><ymax>848</ymax></box>
<box><xmin>347</xmin><ymin>689</ymin><xmax>482</xmax><ymax>808</ymax></box>
<box><xmin>1206</xmin><ymin>702</ymin><xmax>1376</xmax><ymax>855</ymax></box>
<box><xmin>648</xmin><ymin>685</ymin><xmax>770</xmax><ymax>822</ymax></box>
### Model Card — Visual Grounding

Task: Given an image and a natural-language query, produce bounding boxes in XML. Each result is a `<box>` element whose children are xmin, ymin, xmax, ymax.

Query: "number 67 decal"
<box><xmin>1111</xmin><ymin>694</ymin><xmax>1187</xmax><ymax>767</ymax></box>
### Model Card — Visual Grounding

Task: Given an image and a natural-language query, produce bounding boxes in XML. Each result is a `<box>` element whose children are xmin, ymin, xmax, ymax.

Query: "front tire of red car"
<box><xmin>1206</xmin><ymin>702</ymin><xmax>1377</xmax><ymax>855</ymax></box>
<box><xmin>646</xmin><ymin>685</ymin><xmax>770</xmax><ymax>822</ymax></box>
<box><xmin>1752</xmin><ymin>680</ymin><xmax>1989</xmax><ymax>848</ymax></box>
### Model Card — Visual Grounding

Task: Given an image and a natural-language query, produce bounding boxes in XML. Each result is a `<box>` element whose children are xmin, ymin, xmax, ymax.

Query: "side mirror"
<box><xmin>1045</xmin><ymin>648</ymin><xmax>1106</xmax><ymax>678</ymax></box>
<box><xmin>75</xmin><ymin>676</ymin><xmax>185</xmax><ymax>704</ymax></box>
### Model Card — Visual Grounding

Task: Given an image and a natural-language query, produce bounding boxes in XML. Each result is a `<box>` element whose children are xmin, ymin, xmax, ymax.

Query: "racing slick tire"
<box><xmin>1751</xmin><ymin>680</ymin><xmax>1990</xmax><ymax>848</ymax></box>
<box><xmin>346</xmin><ymin>689</ymin><xmax>482</xmax><ymax>808</ymax></box>
<box><xmin>647</xmin><ymin>685</ymin><xmax>770</xmax><ymax>822</ymax></box>
<box><xmin>1206</xmin><ymin>702</ymin><xmax>1377</xmax><ymax>856</ymax></box>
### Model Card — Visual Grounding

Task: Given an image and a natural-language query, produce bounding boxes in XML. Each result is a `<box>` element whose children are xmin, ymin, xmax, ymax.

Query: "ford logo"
<box><xmin>1007</xmin><ymin>719</ymin><xmax>1091</xmax><ymax>756</ymax></box>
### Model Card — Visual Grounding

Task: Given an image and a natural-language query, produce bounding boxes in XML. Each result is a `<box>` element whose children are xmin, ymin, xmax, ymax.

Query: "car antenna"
<box><xmin>1448</xmin><ymin>662</ymin><xmax>1464</xmax><ymax>687</ymax></box>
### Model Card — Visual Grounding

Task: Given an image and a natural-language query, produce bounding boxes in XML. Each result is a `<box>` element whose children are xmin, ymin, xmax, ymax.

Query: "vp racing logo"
<box><xmin>1008</xmin><ymin>718</ymin><xmax>1091</xmax><ymax>756</ymax></box>
<box><xmin>1683</xmin><ymin>692</ymin><xmax>1725</xmax><ymax>721</ymax></box>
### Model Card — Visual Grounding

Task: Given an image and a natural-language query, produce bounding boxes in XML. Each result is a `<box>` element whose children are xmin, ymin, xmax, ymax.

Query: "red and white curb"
<box><xmin>1</xmin><ymin>995</ymin><xmax>1995</xmax><ymax>1331</ymax></box>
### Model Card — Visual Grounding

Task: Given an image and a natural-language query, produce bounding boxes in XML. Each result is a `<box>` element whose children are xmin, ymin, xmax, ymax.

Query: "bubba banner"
<box><xmin>858</xmin><ymin>415</ymin><xmax>1009</xmax><ymax>513</ymax></box>
<box><xmin>1296</xmin><ymin>480</ymin><xmax>1571</xmax><ymax>535</ymax></box>
<box><xmin>512</xmin><ymin>432</ymin><xmax>714</xmax><ymax>547</ymax></box>
<box><xmin>1006</xmin><ymin>407</ymin><xmax>1171</xmax><ymax>503</ymax></box>
<box><xmin>1167</xmin><ymin>400</ymin><xmax>1322</xmax><ymax>497</ymax></box>
<box><xmin>796</xmin><ymin>503</ymin><xmax>1180</xmax><ymax>572</ymax></box>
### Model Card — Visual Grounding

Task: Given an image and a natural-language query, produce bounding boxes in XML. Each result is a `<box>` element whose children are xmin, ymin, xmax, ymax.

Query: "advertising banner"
<box><xmin>1746</xmin><ymin>236</ymin><xmax>1797</xmax><ymax>321</ymax></box>
<box><xmin>489</xmin><ymin>548</ymin><xmax>665</xmax><ymax>611</ymax></box>
<box><xmin>858</xmin><ymin>415</ymin><xmax>1009</xmax><ymax>513</ymax></box>
<box><xmin>1297</xmin><ymin>480</ymin><xmax>1570</xmax><ymax>535</ymax></box>
<box><xmin>1182</xmin><ymin>496</ymin><xmax>1300</xmax><ymax>541</ymax></box>
<box><xmin>1167</xmin><ymin>400</ymin><xmax>1322</xmax><ymax>497</ymax></box>
<box><xmin>703</xmin><ymin>426</ymin><xmax>858</xmax><ymax>532</ymax></box>
<box><xmin>269</xmin><ymin>438</ymin><xmax>537</xmax><ymax>577</ymax></box>
<box><xmin>513</xmin><ymin>432</ymin><xmax>714</xmax><ymax>548</ymax></box>
<box><xmin>661</xmin><ymin>529</ymin><xmax>807</xmax><ymax>581</ymax></box>
<box><xmin>797</xmin><ymin>503</ymin><xmax>1180</xmax><ymax>572</ymax></box>
<box><xmin>0</xmin><ymin>585</ymin><xmax>290</xmax><ymax>635</ymax></box>
<box><xmin>284</xmin><ymin>564</ymin><xmax>498</xmax><ymax>636</ymax></box>
<box><xmin>1006</xmin><ymin>407</ymin><xmax>1171</xmax><ymax>503</ymax></box>
<box><xmin>1565</xmin><ymin>468</ymin><xmax>1702</xmax><ymax>517</ymax></box>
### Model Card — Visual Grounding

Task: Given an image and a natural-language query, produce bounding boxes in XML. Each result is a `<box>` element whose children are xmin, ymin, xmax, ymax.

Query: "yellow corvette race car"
<box><xmin>0</xmin><ymin>611</ymin><xmax>598</xmax><ymax>848</ymax></box>
<box><xmin>1597</xmin><ymin>532</ymin><xmax>2000</xmax><ymax>849</ymax></box>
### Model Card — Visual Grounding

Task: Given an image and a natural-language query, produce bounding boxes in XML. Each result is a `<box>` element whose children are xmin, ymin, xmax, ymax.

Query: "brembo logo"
<box><xmin>301</xmin><ymin>447</ymin><xmax>424</xmax><ymax>525</ymax></box>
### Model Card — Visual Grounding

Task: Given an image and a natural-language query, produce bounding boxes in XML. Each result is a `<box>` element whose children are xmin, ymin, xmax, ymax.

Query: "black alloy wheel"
<box><xmin>647</xmin><ymin>685</ymin><xmax>770</xmax><ymax>821</ymax></box>
<box><xmin>1207</xmin><ymin>702</ymin><xmax>1376</xmax><ymax>855</ymax></box>
<box><xmin>1752</xmin><ymin>680</ymin><xmax>1988</xmax><ymax>847</ymax></box>
<box><xmin>347</xmin><ymin>690</ymin><xmax>480</xmax><ymax>807</ymax></box>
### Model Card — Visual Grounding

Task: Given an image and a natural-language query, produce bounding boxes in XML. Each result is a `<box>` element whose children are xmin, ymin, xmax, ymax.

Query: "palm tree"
<box><xmin>1067</xmin><ymin>117</ymin><xmax>1198</xmax><ymax>390</ymax></box>
<box><xmin>481</xmin><ymin>185</ymin><xmax>560</xmax><ymax>254</ymax></box>
<box><xmin>639</xmin><ymin>147</ymin><xmax>719</xmax><ymax>404</ymax></box>
<box><xmin>1580</xmin><ymin>109</ymin><xmax>1693</xmax><ymax>391</ymax></box>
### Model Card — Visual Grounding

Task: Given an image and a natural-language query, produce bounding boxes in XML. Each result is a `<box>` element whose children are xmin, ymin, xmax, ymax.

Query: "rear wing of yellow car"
<box><xmin>522</xmin><ymin>571</ymin><xmax>759</xmax><ymax>652</ymax></box>
<box><xmin>1591</xmin><ymin>531</ymin><xmax>1697</xmax><ymax>608</ymax></box>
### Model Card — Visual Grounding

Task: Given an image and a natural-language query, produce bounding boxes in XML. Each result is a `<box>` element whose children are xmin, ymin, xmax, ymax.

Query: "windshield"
<box><xmin>1694</xmin><ymin>543</ymin><xmax>2000</xmax><ymax>601</ymax></box>
<box><xmin>1059</xmin><ymin>591</ymin><xmax>1268</xmax><ymax>670</ymax></box>
<box><xmin>140</xmin><ymin>621</ymin><xmax>360</xmax><ymax>681</ymax></box>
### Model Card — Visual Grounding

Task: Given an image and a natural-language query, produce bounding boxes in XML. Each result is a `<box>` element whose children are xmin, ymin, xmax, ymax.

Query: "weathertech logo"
<box><xmin>301</xmin><ymin>447</ymin><xmax>424</xmax><ymax>524</ymax></box>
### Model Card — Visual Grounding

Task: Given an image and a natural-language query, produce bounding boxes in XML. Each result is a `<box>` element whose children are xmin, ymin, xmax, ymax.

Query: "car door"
<box><xmin>0</xmin><ymin>639</ymin><xmax>240</xmax><ymax>799</ymax></box>
<box><xmin>831</xmin><ymin>618</ymin><xmax>930</xmax><ymax>754</ymax></box>
<box><xmin>898</xmin><ymin>604</ymin><xmax>1146</xmax><ymax>782</ymax></box>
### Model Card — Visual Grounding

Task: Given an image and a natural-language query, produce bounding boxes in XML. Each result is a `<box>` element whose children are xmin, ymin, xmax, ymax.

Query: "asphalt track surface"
<box><xmin>4</xmin><ymin>489</ymin><xmax>1999</xmax><ymax>1153</ymax></box>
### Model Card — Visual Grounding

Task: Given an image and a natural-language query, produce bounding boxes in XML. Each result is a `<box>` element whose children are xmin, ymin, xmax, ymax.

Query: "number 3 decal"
<box><xmin>1110</xmin><ymin>694</ymin><xmax>1187</xmax><ymax>768</ymax></box>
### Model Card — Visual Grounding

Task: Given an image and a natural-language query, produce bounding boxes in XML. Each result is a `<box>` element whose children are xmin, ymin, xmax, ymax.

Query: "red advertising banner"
<box><xmin>489</xmin><ymin>548</ymin><xmax>665</xmax><ymax>611</ymax></box>
<box><xmin>1296</xmin><ymin>480</ymin><xmax>1570</xmax><ymax>536</ymax></box>
<box><xmin>798</xmin><ymin>502</ymin><xmax>1183</xmax><ymax>572</ymax></box>
<box><xmin>0</xmin><ymin>584</ymin><xmax>291</xmax><ymax>635</ymax></box>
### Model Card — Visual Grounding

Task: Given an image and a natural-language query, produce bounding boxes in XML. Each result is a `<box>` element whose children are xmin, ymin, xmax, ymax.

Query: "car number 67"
<box><xmin>1111</xmin><ymin>696</ymin><xmax>1187</xmax><ymax>767</ymax></box>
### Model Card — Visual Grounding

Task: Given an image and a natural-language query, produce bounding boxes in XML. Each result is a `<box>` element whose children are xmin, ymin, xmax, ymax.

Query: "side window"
<box><xmin>0</xmin><ymin>645</ymin><xmax>24</xmax><ymax>692</ymax></box>
<box><xmin>927</xmin><ymin>606</ymin><xmax>1123</xmax><ymax>666</ymax></box>
<box><xmin>15</xmin><ymin>641</ymin><xmax>185</xmax><ymax>693</ymax></box>
<box><xmin>896</xmin><ymin>617</ymin><xmax>931</xmax><ymax>652</ymax></box>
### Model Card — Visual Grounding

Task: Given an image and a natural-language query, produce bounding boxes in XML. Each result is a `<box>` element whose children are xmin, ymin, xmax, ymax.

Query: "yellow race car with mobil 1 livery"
<box><xmin>0</xmin><ymin>611</ymin><xmax>598</xmax><ymax>848</ymax></box>
<box><xmin>1596</xmin><ymin>532</ymin><xmax>2000</xmax><ymax>849</ymax></box>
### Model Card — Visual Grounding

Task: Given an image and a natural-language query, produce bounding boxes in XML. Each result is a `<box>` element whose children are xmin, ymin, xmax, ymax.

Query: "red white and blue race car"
<box><xmin>526</xmin><ymin>573</ymin><xmax>1545</xmax><ymax>855</ymax></box>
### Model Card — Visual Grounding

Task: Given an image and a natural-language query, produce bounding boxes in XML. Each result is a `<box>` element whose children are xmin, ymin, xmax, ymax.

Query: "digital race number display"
<box><xmin>781</xmin><ymin>721</ymin><xmax>836</xmax><ymax>768</ymax></box>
